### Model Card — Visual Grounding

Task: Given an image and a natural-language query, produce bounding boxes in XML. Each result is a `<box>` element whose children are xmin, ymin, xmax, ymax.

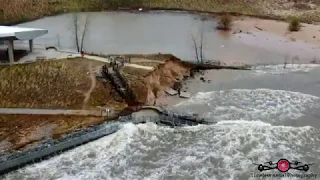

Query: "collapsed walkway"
<box><xmin>100</xmin><ymin>59</ymin><xmax>139</xmax><ymax>106</ymax></box>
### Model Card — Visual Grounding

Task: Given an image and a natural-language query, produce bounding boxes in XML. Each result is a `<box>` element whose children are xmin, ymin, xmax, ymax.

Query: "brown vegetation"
<box><xmin>0</xmin><ymin>55</ymin><xmax>193</xmax><ymax>154</ymax></box>
<box><xmin>2</xmin><ymin>0</ymin><xmax>320</xmax><ymax>25</ymax></box>
<box><xmin>217</xmin><ymin>14</ymin><xmax>233</xmax><ymax>30</ymax></box>
<box><xmin>0</xmin><ymin>58</ymin><xmax>122</xmax><ymax>109</ymax></box>
<box><xmin>0</xmin><ymin>114</ymin><xmax>104</xmax><ymax>153</ymax></box>
<box><xmin>288</xmin><ymin>17</ymin><xmax>301</xmax><ymax>31</ymax></box>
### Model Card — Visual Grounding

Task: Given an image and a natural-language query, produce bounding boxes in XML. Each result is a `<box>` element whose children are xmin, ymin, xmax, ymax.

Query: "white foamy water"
<box><xmin>253</xmin><ymin>64</ymin><xmax>320</xmax><ymax>75</ymax></box>
<box><xmin>3</xmin><ymin>122</ymin><xmax>320</xmax><ymax>180</ymax></box>
<box><xmin>3</xmin><ymin>89</ymin><xmax>320</xmax><ymax>180</ymax></box>
<box><xmin>175</xmin><ymin>89</ymin><xmax>320</xmax><ymax>123</ymax></box>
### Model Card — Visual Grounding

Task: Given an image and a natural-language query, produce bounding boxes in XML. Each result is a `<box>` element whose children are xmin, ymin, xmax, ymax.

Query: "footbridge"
<box><xmin>118</xmin><ymin>106</ymin><xmax>213</xmax><ymax>126</ymax></box>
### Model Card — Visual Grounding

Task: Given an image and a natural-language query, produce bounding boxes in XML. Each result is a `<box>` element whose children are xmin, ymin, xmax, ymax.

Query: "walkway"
<box><xmin>82</xmin><ymin>62</ymin><xmax>96</xmax><ymax>109</ymax></box>
<box><xmin>101</xmin><ymin>64</ymin><xmax>138</xmax><ymax>105</ymax></box>
<box><xmin>0</xmin><ymin>48</ymin><xmax>155</xmax><ymax>72</ymax></box>
<box><xmin>130</xmin><ymin>58</ymin><xmax>165</xmax><ymax>64</ymax></box>
<box><xmin>84</xmin><ymin>55</ymin><xmax>154</xmax><ymax>71</ymax></box>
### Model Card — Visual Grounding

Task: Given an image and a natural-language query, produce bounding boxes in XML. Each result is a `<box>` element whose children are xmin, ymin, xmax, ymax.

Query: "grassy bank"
<box><xmin>1</xmin><ymin>0</ymin><xmax>320</xmax><ymax>25</ymax></box>
<box><xmin>0</xmin><ymin>58</ymin><xmax>124</xmax><ymax>109</ymax></box>
<box><xmin>0</xmin><ymin>114</ymin><xmax>106</xmax><ymax>152</ymax></box>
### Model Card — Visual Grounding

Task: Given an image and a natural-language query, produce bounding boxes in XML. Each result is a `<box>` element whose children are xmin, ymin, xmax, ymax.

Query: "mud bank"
<box><xmin>233</xmin><ymin>17</ymin><xmax>320</xmax><ymax>46</ymax></box>
<box><xmin>126</xmin><ymin>56</ymin><xmax>250</xmax><ymax>106</ymax></box>
<box><xmin>127</xmin><ymin>56</ymin><xmax>193</xmax><ymax>106</ymax></box>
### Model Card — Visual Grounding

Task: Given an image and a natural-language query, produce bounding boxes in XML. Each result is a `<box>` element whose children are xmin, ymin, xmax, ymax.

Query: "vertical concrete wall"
<box><xmin>6</xmin><ymin>39</ymin><xmax>14</xmax><ymax>65</ymax></box>
<box><xmin>29</xmin><ymin>39</ymin><xmax>33</xmax><ymax>52</ymax></box>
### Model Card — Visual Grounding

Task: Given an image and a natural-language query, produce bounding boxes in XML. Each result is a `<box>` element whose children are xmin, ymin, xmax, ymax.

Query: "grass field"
<box><xmin>0</xmin><ymin>58</ymin><xmax>122</xmax><ymax>109</ymax></box>
<box><xmin>1</xmin><ymin>0</ymin><xmax>320</xmax><ymax>25</ymax></box>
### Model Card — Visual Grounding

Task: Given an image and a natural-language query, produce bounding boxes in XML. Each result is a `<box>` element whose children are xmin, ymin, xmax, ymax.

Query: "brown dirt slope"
<box><xmin>1</xmin><ymin>0</ymin><xmax>320</xmax><ymax>25</ymax></box>
<box><xmin>0</xmin><ymin>114</ymin><xmax>104</xmax><ymax>153</ymax></box>
<box><xmin>121</xmin><ymin>56</ymin><xmax>193</xmax><ymax>105</ymax></box>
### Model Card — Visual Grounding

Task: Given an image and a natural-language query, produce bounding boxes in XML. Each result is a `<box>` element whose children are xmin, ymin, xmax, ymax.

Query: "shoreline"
<box><xmin>0</xmin><ymin>54</ymin><xmax>247</xmax><ymax>155</ymax></box>
<box><xmin>0</xmin><ymin>8</ymin><xmax>301</xmax><ymax>26</ymax></box>
<box><xmin>232</xmin><ymin>17</ymin><xmax>320</xmax><ymax>47</ymax></box>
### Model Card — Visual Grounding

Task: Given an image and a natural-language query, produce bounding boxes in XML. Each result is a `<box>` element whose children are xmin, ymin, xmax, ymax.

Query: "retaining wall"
<box><xmin>0</xmin><ymin>107</ymin><xmax>213</xmax><ymax>176</ymax></box>
<box><xmin>0</xmin><ymin>123</ymin><xmax>120</xmax><ymax>176</ymax></box>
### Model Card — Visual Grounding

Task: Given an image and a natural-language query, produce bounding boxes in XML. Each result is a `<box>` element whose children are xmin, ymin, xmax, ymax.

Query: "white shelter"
<box><xmin>0</xmin><ymin>26</ymin><xmax>48</xmax><ymax>65</ymax></box>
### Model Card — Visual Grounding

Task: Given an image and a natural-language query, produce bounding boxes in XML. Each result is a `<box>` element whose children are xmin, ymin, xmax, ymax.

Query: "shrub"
<box><xmin>217</xmin><ymin>14</ymin><xmax>232</xmax><ymax>30</ymax></box>
<box><xmin>288</xmin><ymin>17</ymin><xmax>301</xmax><ymax>31</ymax></box>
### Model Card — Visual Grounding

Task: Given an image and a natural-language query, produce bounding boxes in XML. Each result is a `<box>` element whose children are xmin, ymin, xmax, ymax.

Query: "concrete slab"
<box><xmin>0</xmin><ymin>26</ymin><xmax>48</xmax><ymax>40</ymax></box>
<box><xmin>179</xmin><ymin>92</ymin><xmax>191</xmax><ymax>98</ymax></box>
<box><xmin>164</xmin><ymin>88</ymin><xmax>178</xmax><ymax>96</ymax></box>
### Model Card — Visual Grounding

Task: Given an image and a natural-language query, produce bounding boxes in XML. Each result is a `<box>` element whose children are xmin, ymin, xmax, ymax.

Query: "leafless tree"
<box><xmin>73</xmin><ymin>13</ymin><xmax>91</xmax><ymax>53</ymax></box>
<box><xmin>284</xmin><ymin>54</ymin><xmax>288</xmax><ymax>69</ymax></box>
<box><xmin>191</xmin><ymin>22</ymin><xmax>205</xmax><ymax>64</ymax></box>
<box><xmin>199</xmin><ymin>26</ymin><xmax>204</xmax><ymax>62</ymax></box>
<box><xmin>191</xmin><ymin>35</ymin><xmax>200</xmax><ymax>64</ymax></box>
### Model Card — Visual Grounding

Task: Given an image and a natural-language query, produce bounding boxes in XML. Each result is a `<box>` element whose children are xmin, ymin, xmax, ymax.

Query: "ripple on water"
<box><xmin>252</xmin><ymin>64</ymin><xmax>320</xmax><ymax>76</ymax></box>
<box><xmin>2</xmin><ymin>122</ymin><xmax>320</xmax><ymax>180</ymax></box>
<box><xmin>2</xmin><ymin>89</ymin><xmax>320</xmax><ymax>180</ymax></box>
<box><xmin>175</xmin><ymin>89</ymin><xmax>320</xmax><ymax>123</ymax></box>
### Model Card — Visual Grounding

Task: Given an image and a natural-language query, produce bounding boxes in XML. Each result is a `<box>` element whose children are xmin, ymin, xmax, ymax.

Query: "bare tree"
<box><xmin>73</xmin><ymin>14</ymin><xmax>80</xmax><ymax>52</ymax></box>
<box><xmin>73</xmin><ymin>13</ymin><xmax>91</xmax><ymax>53</ymax></box>
<box><xmin>191</xmin><ymin>35</ymin><xmax>200</xmax><ymax>64</ymax></box>
<box><xmin>199</xmin><ymin>26</ymin><xmax>204</xmax><ymax>62</ymax></box>
<box><xmin>284</xmin><ymin>54</ymin><xmax>288</xmax><ymax>69</ymax></box>
<box><xmin>191</xmin><ymin>22</ymin><xmax>205</xmax><ymax>64</ymax></box>
<box><xmin>80</xmin><ymin>15</ymin><xmax>90</xmax><ymax>52</ymax></box>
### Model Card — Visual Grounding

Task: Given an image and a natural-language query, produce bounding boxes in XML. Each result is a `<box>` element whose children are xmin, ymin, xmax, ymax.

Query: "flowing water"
<box><xmin>3</xmin><ymin>65</ymin><xmax>320</xmax><ymax>180</ymax></box>
<box><xmin>3</xmin><ymin>12</ymin><xmax>320</xmax><ymax>180</ymax></box>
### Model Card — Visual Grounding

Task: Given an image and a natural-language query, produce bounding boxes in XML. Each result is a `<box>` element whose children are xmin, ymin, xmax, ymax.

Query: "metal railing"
<box><xmin>101</xmin><ymin>64</ymin><xmax>138</xmax><ymax>104</ymax></box>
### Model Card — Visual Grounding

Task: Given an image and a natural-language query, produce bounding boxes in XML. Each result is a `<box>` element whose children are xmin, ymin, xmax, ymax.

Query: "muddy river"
<box><xmin>2</xmin><ymin>11</ymin><xmax>320</xmax><ymax>180</ymax></box>
<box><xmin>18</xmin><ymin>11</ymin><xmax>320</xmax><ymax>64</ymax></box>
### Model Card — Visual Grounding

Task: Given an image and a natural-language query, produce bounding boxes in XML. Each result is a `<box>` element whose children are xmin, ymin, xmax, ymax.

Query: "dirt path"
<box><xmin>82</xmin><ymin>62</ymin><xmax>97</xmax><ymax>110</ymax></box>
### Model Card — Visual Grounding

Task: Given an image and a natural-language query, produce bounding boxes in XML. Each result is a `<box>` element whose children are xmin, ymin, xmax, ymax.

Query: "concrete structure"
<box><xmin>179</xmin><ymin>92</ymin><xmax>191</xmax><ymax>98</ymax></box>
<box><xmin>0</xmin><ymin>26</ymin><xmax>48</xmax><ymax>65</ymax></box>
<box><xmin>164</xmin><ymin>88</ymin><xmax>178</xmax><ymax>96</ymax></box>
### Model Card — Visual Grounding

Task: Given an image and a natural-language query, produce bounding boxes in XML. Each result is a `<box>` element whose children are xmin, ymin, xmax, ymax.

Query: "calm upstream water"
<box><xmin>18</xmin><ymin>11</ymin><xmax>320</xmax><ymax>64</ymax></box>
<box><xmin>3</xmin><ymin>12</ymin><xmax>320</xmax><ymax>180</ymax></box>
